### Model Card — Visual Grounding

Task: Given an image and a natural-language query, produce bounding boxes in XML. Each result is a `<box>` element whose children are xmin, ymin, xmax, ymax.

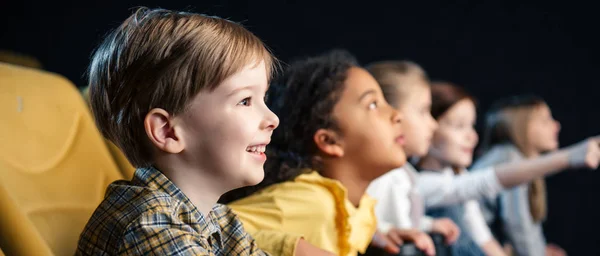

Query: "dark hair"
<box><xmin>219</xmin><ymin>49</ymin><xmax>359</xmax><ymax>203</ymax></box>
<box><xmin>478</xmin><ymin>94</ymin><xmax>546</xmax><ymax>155</ymax></box>
<box><xmin>88</xmin><ymin>7</ymin><xmax>275</xmax><ymax>167</ymax></box>
<box><xmin>365</xmin><ymin>60</ymin><xmax>429</xmax><ymax>107</ymax></box>
<box><xmin>430</xmin><ymin>81</ymin><xmax>476</xmax><ymax>119</ymax></box>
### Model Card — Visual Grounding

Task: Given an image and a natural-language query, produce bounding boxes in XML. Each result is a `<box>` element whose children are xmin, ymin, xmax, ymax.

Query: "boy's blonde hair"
<box><xmin>88</xmin><ymin>7</ymin><xmax>275</xmax><ymax>167</ymax></box>
<box><xmin>365</xmin><ymin>60</ymin><xmax>428</xmax><ymax>107</ymax></box>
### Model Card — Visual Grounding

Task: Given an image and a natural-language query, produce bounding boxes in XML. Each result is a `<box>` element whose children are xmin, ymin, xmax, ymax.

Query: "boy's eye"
<box><xmin>238</xmin><ymin>97</ymin><xmax>251</xmax><ymax>106</ymax></box>
<box><xmin>368</xmin><ymin>101</ymin><xmax>378</xmax><ymax>110</ymax></box>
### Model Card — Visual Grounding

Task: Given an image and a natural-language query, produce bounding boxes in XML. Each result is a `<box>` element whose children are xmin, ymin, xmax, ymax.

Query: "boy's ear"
<box><xmin>144</xmin><ymin>108</ymin><xmax>185</xmax><ymax>154</ymax></box>
<box><xmin>314</xmin><ymin>128</ymin><xmax>344</xmax><ymax>157</ymax></box>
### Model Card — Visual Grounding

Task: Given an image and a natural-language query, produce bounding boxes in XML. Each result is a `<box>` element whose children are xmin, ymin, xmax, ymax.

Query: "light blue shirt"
<box><xmin>473</xmin><ymin>144</ymin><xmax>547</xmax><ymax>256</ymax></box>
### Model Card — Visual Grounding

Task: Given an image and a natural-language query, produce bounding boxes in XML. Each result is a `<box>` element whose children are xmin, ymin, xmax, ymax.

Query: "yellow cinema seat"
<box><xmin>0</xmin><ymin>50</ymin><xmax>43</xmax><ymax>69</ymax></box>
<box><xmin>0</xmin><ymin>63</ymin><xmax>124</xmax><ymax>256</ymax></box>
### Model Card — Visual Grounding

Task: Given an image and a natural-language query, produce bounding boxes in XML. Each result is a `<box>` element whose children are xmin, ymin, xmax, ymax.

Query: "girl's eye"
<box><xmin>238</xmin><ymin>97</ymin><xmax>251</xmax><ymax>106</ymax></box>
<box><xmin>368</xmin><ymin>101</ymin><xmax>378</xmax><ymax>110</ymax></box>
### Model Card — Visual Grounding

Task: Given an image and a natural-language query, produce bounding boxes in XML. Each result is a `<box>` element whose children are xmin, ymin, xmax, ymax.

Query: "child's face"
<box><xmin>395</xmin><ymin>83</ymin><xmax>438</xmax><ymax>157</ymax></box>
<box><xmin>527</xmin><ymin>104</ymin><xmax>561</xmax><ymax>153</ymax></box>
<box><xmin>179</xmin><ymin>61</ymin><xmax>279</xmax><ymax>188</ymax></box>
<box><xmin>332</xmin><ymin>67</ymin><xmax>406</xmax><ymax>180</ymax></box>
<box><xmin>428</xmin><ymin>99</ymin><xmax>478</xmax><ymax>168</ymax></box>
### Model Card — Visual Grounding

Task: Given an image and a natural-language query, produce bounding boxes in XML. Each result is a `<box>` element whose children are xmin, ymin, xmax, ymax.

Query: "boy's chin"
<box><xmin>240</xmin><ymin>168</ymin><xmax>265</xmax><ymax>187</ymax></box>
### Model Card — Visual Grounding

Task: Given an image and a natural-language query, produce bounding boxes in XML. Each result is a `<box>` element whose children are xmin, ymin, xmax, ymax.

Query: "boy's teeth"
<box><xmin>246</xmin><ymin>145</ymin><xmax>266</xmax><ymax>153</ymax></box>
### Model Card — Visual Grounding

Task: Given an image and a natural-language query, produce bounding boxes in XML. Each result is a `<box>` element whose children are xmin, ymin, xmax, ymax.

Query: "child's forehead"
<box><xmin>343</xmin><ymin>67</ymin><xmax>381</xmax><ymax>95</ymax></box>
<box><xmin>445</xmin><ymin>100</ymin><xmax>477</xmax><ymax>120</ymax></box>
<box><xmin>215</xmin><ymin>60</ymin><xmax>268</xmax><ymax>92</ymax></box>
<box><xmin>399</xmin><ymin>82</ymin><xmax>431</xmax><ymax>104</ymax></box>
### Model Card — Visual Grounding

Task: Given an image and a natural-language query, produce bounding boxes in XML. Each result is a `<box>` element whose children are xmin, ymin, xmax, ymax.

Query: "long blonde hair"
<box><xmin>480</xmin><ymin>95</ymin><xmax>548</xmax><ymax>222</ymax></box>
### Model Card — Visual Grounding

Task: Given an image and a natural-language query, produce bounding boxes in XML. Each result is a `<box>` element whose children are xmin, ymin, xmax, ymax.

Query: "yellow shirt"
<box><xmin>229</xmin><ymin>171</ymin><xmax>377</xmax><ymax>256</ymax></box>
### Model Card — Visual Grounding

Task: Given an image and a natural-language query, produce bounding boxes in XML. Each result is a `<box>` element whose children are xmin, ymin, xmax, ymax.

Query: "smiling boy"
<box><xmin>76</xmin><ymin>7</ymin><xmax>293</xmax><ymax>255</ymax></box>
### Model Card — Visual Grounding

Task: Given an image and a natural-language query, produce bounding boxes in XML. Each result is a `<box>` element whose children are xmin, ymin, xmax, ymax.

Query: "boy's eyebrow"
<box><xmin>358</xmin><ymin>89</ymin><xmax>376</xmax><ymax>102</ymax></box>
<box><xmin>227</xmin><ymin>84</ymin><xmax>257</xmax><ymax>97</ymax></box>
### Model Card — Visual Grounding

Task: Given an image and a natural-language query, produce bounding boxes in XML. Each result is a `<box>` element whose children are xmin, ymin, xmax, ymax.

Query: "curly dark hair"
<box><xmin>219</xmin><ymin>49</ymin><xmax>359</xmax><ymax>204</ymax></box>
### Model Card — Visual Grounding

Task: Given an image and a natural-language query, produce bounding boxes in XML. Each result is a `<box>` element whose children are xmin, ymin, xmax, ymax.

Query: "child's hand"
<box><xmin>546</xmin><ymin>244</ymin><xmax>566</xmax><ymax>256</ymax></box>
<box><xmin>431</xmin><ymin>217</ymin><xmax>461</xmax><ymax>244</ymax></box>
<box><xmin>567</xmin><ymin>136</ymin><xmax>600</xmax><ymax>169</ymax></box>
<box><xmin>294</xmin><ymin>239</ymin><xmax>335</xmax><ymax>256</ymax></box>
<box><xmin>387</xmin><ymin>228</ymin><xmax>436</xmax><ymax>256</ymax></box>
<box><xmin>371</xmin><ymin>231</ymin><xmax>401</xmax><ymax>254</ymax></box>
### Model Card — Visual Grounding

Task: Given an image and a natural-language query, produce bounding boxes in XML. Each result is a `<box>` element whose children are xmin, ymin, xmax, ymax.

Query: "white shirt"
<box><xmin>367</xmin><ymin>164</ymin><xmax>434</xmax><ymax>233</ymax></box>
<box><xmin>368</xmin><ymin>164</ymin><xmax>504</xmax><ymax>245</ymax></box>
<box><xmin>418</xmin><ymin>168</ymin><xmax>502</xmax><ymax>245</ymax></box>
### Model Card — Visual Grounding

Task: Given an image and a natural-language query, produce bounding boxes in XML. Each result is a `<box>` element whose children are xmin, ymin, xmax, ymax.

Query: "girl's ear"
<box><xmin>314</xmin><ymin>128</ymin><xmax>344</xmax><ymax>157</ymax></box>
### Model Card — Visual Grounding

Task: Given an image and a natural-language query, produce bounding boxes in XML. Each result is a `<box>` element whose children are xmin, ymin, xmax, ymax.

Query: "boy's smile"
<box><xmin>246</xmin><ymin>142</ymin><xmax>269</xmax><ymax>162</ymax></box>
<box><xmin>177</xmin><ymin>60</ymin><xmax>279</xmax><ymax>189</ymax></box>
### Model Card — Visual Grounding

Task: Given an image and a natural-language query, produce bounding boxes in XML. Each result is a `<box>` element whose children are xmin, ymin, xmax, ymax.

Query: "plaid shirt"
<box><xmin>76</xmin><ymin>166</ymin><xmax>268</xmax><ymax>255</ymax></box>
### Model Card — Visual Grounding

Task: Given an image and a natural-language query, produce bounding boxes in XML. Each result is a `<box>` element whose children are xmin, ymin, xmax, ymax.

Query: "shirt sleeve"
<box><xmin>463</xmin><ymin>200</ymin><xmax>493</xmax><ymax>245</ymax></box>
<box><xmin>223</xmin><ymin>207</ymin><xmax>278</xmax><ymax>256</ymax></box>
<box><xmin>417</xmin><ymin>168</ymin><xmax>503</xmax><ymax>208</ymax></box>
<box><xmin>228</xmin><ymin>184</ymin><xmax>338</xmax><ymax>255</ymax></box>
<box><xmin>226</xmin><ymin>200</ymin><xmax>301</xmax><ymax>256</ymax></box>
<box><xmin>367</xmin><ymin>169</ymin><xmax>415</xmax><ymax>231</ymax></box>
<box><xmin>117</xmin><ymin>212</ymin><xmax>215</xmax><ymax>256</ymax></box>
<box><xmin>500</xmin><ymin>185</ymin><xmax>547</xmax><ymax>256</ymax></box>
<box><xmin>249</xmin><ymin>230</ymin><xmax>301</xmax><ymax>256</ymax></box>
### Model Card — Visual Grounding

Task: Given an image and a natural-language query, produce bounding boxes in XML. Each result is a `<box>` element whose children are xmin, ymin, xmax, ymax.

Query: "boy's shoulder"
<box><xmin>76</xmin><ymin>168</ymin><xmax>216</xmax><ymax>255</ymax></box>
<box><xmin>76</xmin><ymin>178</ymin><xmax>205</xmax><ymax>254</ymax></box>
<box><xmin>77</xmin><ymin>167</ymin><xmax>265</xmax><ymax>255</ymax></box>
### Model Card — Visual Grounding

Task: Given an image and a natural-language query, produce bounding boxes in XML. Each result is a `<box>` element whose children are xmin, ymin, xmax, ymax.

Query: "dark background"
<box><xmin>2</xmin><ymin>0</ymin><xmax>598</xmax><ymax>254</ymax></box>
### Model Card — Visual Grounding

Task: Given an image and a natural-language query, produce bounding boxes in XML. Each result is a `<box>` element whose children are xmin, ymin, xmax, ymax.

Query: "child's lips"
<box><xmin>395</xmin><ymin>135</ymin><xmax>405</xmax><ymax>145</ymax></box>
<box><xmin>248</xmin><ymin>140</ymin><xmax>270</xmax><ymax>147</ymax></box>
<box><xmin>246</xmin><ymin>141</ymin><xmax>270</xmax><ymax>162</ymax></box>
<box><xmin>461</xmin><ymin>147</ymin><xmax>474</xmax><ymax>154</ymax></box>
